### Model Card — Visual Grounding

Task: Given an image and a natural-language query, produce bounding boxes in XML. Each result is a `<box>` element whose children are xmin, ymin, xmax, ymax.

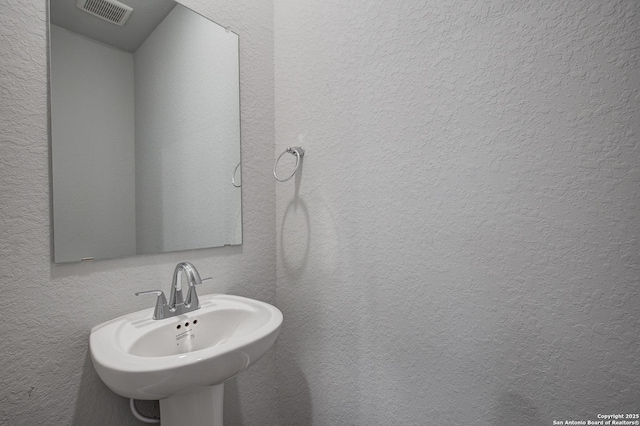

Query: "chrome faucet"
<box><xmin>136</xmin><ymin>262</ymin><xmax>211</xmax><ymax>320</ymax></box>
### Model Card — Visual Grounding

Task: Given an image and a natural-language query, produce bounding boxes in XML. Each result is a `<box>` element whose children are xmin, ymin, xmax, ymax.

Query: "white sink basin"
<box><xmin>90</xmin><ymin>293</ymin><xmax>282</xmax><ymax>401</ymax></box>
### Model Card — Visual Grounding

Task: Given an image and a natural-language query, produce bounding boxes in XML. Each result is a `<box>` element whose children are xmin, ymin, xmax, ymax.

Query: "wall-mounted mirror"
<box><xmin>49</xmin><ymin>0</ymin><xmax>242</xmax><ymax>263</ymax></box>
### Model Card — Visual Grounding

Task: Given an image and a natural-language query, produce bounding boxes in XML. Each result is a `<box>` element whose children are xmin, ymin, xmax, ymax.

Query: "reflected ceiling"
<box><xmin>50</xmin><ymin>0</ymin><xmax>175</xmax><ymax>52</ymax></box>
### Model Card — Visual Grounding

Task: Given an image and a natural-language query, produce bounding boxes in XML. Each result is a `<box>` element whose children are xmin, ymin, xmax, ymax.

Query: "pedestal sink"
<box><xmin>89</xmin><ymin>293</ymin><xmax>282</xmax><ymax>426</ymax></box>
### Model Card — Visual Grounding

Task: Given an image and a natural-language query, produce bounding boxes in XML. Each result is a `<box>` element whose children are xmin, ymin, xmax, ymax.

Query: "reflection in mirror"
<box><xmin>49</xmin><ymin>0</ymin><xmax>242</xmax><ymax>263</ymax></box>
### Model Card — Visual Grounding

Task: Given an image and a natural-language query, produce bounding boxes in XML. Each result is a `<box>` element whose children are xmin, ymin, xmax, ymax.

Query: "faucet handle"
<box><xmin>135</xmin><ymin>290</ymin><xmax>168</xmax><ymax>320</ymax></box>
<box><xmin>135</xmin><ymin>290</ymin><xmax>164</xmax><ymax>296</ymax></box>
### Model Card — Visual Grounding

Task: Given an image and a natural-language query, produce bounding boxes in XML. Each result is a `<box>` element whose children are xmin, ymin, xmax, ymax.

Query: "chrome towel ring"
<box><xmin>232</xmin><ymin>162</ymin><xmax>241</xmax><ymax>187</ymax></box>
<box><xmin>274</xmin><ymin>147</ymin><xmax>305</xmax><ymax>182</ymax></box>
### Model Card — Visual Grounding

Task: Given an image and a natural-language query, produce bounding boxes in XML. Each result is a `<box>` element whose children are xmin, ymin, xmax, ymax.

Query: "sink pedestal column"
<box><xmin>159</xmin><ymin>384</ymin><xmax>224</xmax><ymax>426</ymax></box>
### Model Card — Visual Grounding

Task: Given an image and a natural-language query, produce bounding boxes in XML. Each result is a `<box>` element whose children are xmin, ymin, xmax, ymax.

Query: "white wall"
<box><xmin>50</xmin><ymin>25</ymin><xmax>136</xmax><ymax>262</ymax></box>
<box><xmin>275</xmin><ymin>1</ymin><xmax>640</xmax><ymax>424</ymax></box>
<box><xmin>4</xmin><ymin>0</ymin><xmax>639</xmax><ymax>424</ymax></box>
<box><xmin>134</xmin><ymin>5</ymin><xmax>241</xmax><ymax>253</ymax></box>
<box><xmin>0</xmin><ymin>0</ymin><xmax>276</xmax><ymax>424</ymax></box>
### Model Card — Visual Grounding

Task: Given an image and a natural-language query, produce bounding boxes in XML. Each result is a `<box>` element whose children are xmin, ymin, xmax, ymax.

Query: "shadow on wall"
<box><xmin>279</xmin><ymin>196</ymin><xmax>310</xmax><ymax>281</ymax></box>
<box><xmin>277</xmin><ymin>165</ymin><xmax>315</xmax><ymax>424</ymax></box>
<box><xmin>491</xmin><ymin>392</ymin><xmax>547</xmax><ymax>425</ymax></box>
<box><xmin>279</xmin><ymin>156</ymin><xmax>308</xmax><ymax>279</ymax></box>
<box><xmin>278</xmin><ymin>360</ymin><xmax>313</xmax><ymax>426</ymax></box>
<box><xmin>72</xmin><ymin>348</ymin><xmax>156</xmax><ymax>425</ymax></box>
<box><xmin>74</xmin><ymin>350</ymin><xmax>267</xmax><ymax>425</ymax></box>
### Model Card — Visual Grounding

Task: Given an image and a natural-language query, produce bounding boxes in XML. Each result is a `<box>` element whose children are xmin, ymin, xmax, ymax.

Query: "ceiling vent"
<box><xmin>75</xmin><ymin>0</ymin><xmax>133</xmax><ymax>26</ymax></box>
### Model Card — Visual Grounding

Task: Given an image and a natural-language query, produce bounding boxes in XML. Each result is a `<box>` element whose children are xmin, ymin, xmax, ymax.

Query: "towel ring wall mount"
<box><xmin>274</xmin><ymin>147</ymin><xmax>305</xmax><ymax>182</ymax></box>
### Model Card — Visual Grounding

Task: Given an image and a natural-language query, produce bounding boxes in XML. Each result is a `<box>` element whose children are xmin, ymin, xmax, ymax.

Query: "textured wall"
<box><xmin>0</xmin><ymin>0</ymin><xmax>276</xmax><ymax>424</ymax></box>
<box><xmin>275</xmin><ymin>1</ymin><xmax>640</xmax><ymax>424</ymax></box>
